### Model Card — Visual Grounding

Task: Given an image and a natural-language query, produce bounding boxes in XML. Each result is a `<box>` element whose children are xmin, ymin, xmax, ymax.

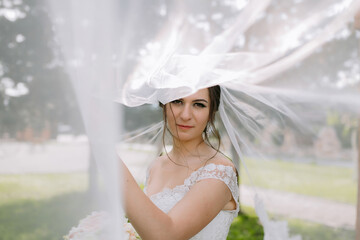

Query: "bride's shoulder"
<box><xmin>145</xmin><ymin>156</ymin><xmax>165</xmax><ymax>185</ymax></box>
<box><xmin>147</xmin><ymin>154</ymin><xmax>169</xmax><ymax>175</ymax></box>
<box><xmin>207</xmin><ymin>152</ymin><xmax>237</xmax><ymax>173</ymax></box>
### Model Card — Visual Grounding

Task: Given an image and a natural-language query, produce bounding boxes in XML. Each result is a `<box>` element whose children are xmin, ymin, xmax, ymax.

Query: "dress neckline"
<box><xmin>145</xmin><ymin>163</ymin><xmax>235</xmax><ymax>199</ymax></box>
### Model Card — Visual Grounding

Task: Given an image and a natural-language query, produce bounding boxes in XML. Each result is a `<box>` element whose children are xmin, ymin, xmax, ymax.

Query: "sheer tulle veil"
<box><xmin>47</xmin><ymin>0</ymin><xmax>360</xmax><ymax>239</ymax></box>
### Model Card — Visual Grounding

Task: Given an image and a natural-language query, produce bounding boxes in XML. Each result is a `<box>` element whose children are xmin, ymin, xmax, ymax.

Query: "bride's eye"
<box><xmin>194</xmin><ymin>103</ymin><xmax>206</xmax><ymax>108</ymax></box>
<box><xmin>171</xmin><ymin>99</ymin><xmax>182</xmax><ymax>105</ymax></box>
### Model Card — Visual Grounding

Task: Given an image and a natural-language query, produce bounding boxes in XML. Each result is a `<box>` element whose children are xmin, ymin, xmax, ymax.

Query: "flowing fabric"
<box><xmin>47</xmin><ymin>0</ymin><xmax>360</xmax><ymax>239</ymax></box>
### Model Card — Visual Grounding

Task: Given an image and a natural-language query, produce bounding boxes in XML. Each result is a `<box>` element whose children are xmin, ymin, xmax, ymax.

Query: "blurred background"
<box><xmin>0</xmin><ymin>0</ymin><xmax>359</xmax><ymax>239</ymax></box>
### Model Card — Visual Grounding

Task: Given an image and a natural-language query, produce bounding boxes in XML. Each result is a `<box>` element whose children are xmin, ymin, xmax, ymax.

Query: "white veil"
<box><xmin>47</xmin><ymin>0</ymin><xmax>360</xmax><ymax>239</ymax></box>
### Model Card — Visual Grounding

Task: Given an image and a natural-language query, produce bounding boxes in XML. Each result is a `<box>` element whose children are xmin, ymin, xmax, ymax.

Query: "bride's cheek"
<box><xmin>166</xmin><ymin>118</ymin><xmax>176</xmax><ymax>134</ymax></box>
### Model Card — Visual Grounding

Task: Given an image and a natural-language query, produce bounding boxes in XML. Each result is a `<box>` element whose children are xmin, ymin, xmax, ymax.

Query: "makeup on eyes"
<box><xmin>171</xmin><ymin>99</ymin><xmax>208</xmax><ymax>107</ymax></box>
<box><xmin>194</xmin><ymin>102</ymin><xmax>206</xmax><ymax>108</ymax></box>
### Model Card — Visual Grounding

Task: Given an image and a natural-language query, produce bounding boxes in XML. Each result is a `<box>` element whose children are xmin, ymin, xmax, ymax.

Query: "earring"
<box><xmin>206</xmin><ymin>123</ymin><xmax>212</xmax><ymax>136</ymax></box>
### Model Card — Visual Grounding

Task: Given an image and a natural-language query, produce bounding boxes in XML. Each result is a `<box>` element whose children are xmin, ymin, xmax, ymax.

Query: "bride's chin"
<box><xmin>175</xmin><ymin>134</ymin><xmax>202</xmax><ymax>143</ymax></box>
<box><xmin>174</xmin><ymin>135</ymin><xmax>191</xmax><ymax>142</ymax></box>
<box><xmin>169</xmin><ymin>129</ymin><xmax>203</xmax><ymax>142</ymax></box>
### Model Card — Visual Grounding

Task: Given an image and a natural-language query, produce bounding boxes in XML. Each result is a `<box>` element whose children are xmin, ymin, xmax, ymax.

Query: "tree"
<box><xmin>0</xmin><ymin>0</ymin><xmax>82</xmax><ymax>138</ymax></box>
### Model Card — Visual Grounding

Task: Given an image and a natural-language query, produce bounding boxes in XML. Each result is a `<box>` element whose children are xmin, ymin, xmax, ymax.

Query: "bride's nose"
<box><xmin>179</xmin><ymin>104</ymin><xmax>192</xmax><ymax>121</ymax></box>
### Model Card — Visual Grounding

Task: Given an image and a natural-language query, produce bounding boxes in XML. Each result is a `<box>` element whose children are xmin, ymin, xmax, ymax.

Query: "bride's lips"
<box><xmin>177</xmin><ymin>124</ymin><xmax>194</xmax><ymax>130</ymax></box>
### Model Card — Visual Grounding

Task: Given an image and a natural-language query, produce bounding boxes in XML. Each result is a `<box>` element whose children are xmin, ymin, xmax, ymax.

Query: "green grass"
<box><xmin>0</xmin><ymin>173</ymin><xmax>91</xmax><ymax>240</ymax></box>
<box><xmin>240</xmin><ymin>158</ymin><xmax>356</xmax><ymax>204</ymax></box>
<box><xmin>288</xmin><ymin>218</ymin><xmax>355</xmax><ymax>240</ymax></box>
<box><xmin>0</xmin><ymin>172</ymin><xmax>264</xmax><ymax>240</ymax></box>
<box><xmin>0</xmin><ymin>170</ymin><xmax>356</xmax><ymax>240</ymax></box>
<box><xmin>0</xmin><ymin>173</ymin><xmax>87</xmax><ymax>205</ymax></box>
<box><xmin>0</xmin><ymin>192</ymin><xmax>94</xmax><ymax>240</ymax></box>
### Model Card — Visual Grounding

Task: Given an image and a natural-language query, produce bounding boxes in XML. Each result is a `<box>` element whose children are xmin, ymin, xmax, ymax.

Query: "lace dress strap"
<box><xmin>184</xmin><ymin>163</ymin><xmax>239</xmax><ymax>212</ymax></box>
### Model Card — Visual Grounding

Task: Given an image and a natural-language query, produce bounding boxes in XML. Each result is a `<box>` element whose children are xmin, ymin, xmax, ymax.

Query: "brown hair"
<box><xmin>159</xmin><ymin>85</ymin><xmax>222</xmax><ymax>161</ymax></box>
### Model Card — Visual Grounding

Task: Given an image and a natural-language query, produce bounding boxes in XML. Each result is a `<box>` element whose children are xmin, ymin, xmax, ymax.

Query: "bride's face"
<box><xmin>166</xmin><ymin>88</ymin><xmax>210</xmax><ymax>142</ymax></box>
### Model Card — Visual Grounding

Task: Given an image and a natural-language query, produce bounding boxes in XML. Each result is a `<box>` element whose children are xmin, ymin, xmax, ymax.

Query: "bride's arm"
<box><xmin>119</xmin><ymin>159</ymin><xmax>232</xmax><ymax>240</ymax></box>
<box><xmin>120</xmin><ymin>159</ymin><xmax>173</xmax><ymax>239</ymax></box>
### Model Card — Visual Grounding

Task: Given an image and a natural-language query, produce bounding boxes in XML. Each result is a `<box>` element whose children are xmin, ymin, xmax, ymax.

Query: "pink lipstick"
<box><xmin>177</xmin><ymin>124</ymin><xmax>193</xmax><ymax>130</ymax></box>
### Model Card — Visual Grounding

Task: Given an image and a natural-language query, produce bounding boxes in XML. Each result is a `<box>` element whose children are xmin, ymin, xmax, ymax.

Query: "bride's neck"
<box><xmin>171</xmin><ymin>137</ymin><xmax>207</xmax><ymax>159</ymax></box>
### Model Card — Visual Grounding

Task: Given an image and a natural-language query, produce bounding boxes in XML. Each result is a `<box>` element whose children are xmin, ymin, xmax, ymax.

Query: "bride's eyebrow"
<box><xmin>192</xmin><ymin>99</ymin><xmax>208</xmax><ymax>103</ymax></box>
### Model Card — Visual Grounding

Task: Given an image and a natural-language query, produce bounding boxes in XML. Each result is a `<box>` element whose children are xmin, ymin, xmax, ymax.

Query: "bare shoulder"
<box><xmin>145</xmin><ymin>155</ymin><xmax>163</xmax><ymax>185</ymax></box>
<box><xmin>207</xmin><ymin>152</ymin><xmax>237</xmax><ymax>173</ymax></box>
<box><xmin>147</xmin><ymin>154</ymin><xmax>168</xmax><ymax>174</ymax></box>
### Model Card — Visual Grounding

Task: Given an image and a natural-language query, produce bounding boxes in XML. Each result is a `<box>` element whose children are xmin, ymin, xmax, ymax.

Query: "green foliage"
<box><xmin>326</xmin><ymin>111</ymin><xmax>358</xmax><ymax>148</ymax></box>
<box><xmin>123</xmin><ymin>105</ymin><xmax>162</xmax><ymax>132</ymax></box>
<box><xmin>0</xmin><ymin>1</ymin><xmax>82</xmax><ymax>137</ymax></box>
<box><xmin>227</xmin><ymin>213</ymin><xmax>264</xmax><ymax>240</ymax></box>
<box><xmin>271</xmin><ymin>130</ymin><xmax>284</xmax><ymax>146</ymax></box>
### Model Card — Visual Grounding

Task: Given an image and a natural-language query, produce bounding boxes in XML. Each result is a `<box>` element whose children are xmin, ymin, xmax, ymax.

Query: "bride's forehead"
<box><xmin>182</xmin><ymin>88</ymin><xmax>209</xmax><ymax>100</ymax></box>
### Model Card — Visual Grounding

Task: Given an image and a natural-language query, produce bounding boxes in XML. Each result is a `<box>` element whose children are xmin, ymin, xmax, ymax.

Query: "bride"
<box><xmin>120</xmin><ymin>85</ymin><xmax>239</xmax><ymax>239</ymax></box>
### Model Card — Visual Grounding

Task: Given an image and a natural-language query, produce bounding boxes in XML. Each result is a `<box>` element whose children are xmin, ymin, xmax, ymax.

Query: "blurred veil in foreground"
<box><xmin>46</xmin><ymin>0</ymin><xmax>360</xmax><ymax>239</ymax></box>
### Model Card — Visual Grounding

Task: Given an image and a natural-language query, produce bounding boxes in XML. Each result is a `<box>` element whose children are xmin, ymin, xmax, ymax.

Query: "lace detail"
<box><xmin>184</xmin><ymin>163</ymin><xmax>239</xmax><ymax>213</ymax></box>
<box><xmin>144</xmin><ymin>163</ymin><xmax>239</xmax><ymax>240</ymax></box>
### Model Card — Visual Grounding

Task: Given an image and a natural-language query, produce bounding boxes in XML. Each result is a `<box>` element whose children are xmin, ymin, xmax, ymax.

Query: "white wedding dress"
<box><xmin>144</xmin><ymin>163</ymin><xmax>239</xmax><ymax>240</ymax></box>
